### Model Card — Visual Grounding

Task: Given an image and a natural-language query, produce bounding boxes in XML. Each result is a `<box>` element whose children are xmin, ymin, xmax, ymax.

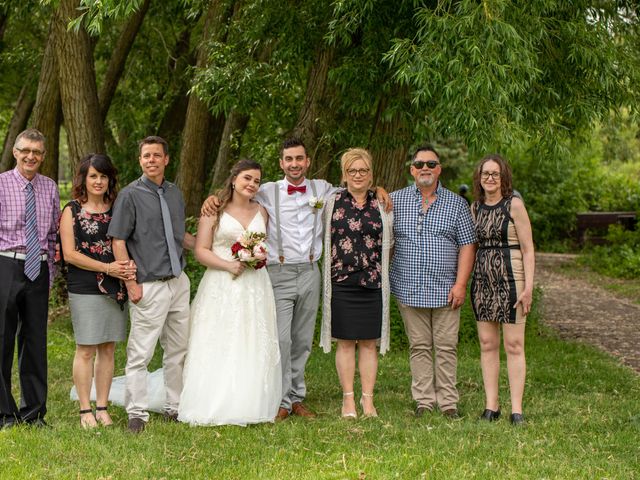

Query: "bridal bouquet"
<box><xmin>231</xmin><ymin>231</ymin><xmax>268</xmax><ymax>269</ymax></box>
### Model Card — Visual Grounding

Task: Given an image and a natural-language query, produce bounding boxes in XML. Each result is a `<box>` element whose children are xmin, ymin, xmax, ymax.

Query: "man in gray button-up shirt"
<box><xmin>108</xmin><ymin>136</ymin><xmax>195</xmax><ymax>433</ymax></box>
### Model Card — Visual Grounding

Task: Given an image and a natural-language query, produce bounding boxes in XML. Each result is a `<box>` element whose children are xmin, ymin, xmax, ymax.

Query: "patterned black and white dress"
<box><xmin>471</xmin><ymin>197</ymin><xmax>526</xmax><ymax>324</ymax></box>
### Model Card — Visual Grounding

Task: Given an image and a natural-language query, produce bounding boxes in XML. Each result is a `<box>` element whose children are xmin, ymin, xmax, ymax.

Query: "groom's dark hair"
<box><xmin>280</xmin><ymin>137</ymin><xmax>307</xmax><ymax>158</ymax></box>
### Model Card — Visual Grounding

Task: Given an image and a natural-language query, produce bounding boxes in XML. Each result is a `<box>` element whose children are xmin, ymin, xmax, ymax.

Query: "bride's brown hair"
<box><xmin>211</xmin><ymin>159</ymin><xmax>263</xmax><ymax>234</ymax></box>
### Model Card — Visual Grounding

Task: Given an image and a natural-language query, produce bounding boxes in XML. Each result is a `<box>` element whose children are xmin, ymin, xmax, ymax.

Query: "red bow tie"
<box><xmin>287</xmin><ymin>184</ymin><xmax>307</xmax><ymax>195</ymax></box>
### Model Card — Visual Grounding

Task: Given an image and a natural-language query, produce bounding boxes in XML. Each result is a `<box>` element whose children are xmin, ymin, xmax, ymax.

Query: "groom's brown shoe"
<box><xmin>276</xmin><ymin>408</ymin><xmax>289</xmax><ymax>421</ymax></box>
<box><xmin>291</xmin><ymin>402</ymin><xmax>316</xmax><ymax>418</ymax></box>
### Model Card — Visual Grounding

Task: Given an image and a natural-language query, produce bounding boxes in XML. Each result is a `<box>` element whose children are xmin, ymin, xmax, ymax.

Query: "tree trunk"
<box><xmin>292</xmin><ymin>46</ymin><xmax>334</xmax><ymax>159</ymax></box>
<box><xmin>54</xmin><ymin>0</ymin><xmax>105</xmax><ymax>173</ymax></box>
<box><xmin>0</xmin><ymin>84</ymin><xmax>35</xmax><ymax>173</ymax></box>
<box><xmin>154</xmin><ymin>25</ymin><xmax>198</xmax><ymax>149</ymax></box>
<box><xmin>31</xmin><ymin>19</ymin><xmax>62</xmax><ymax>181</ymax></box>
<box><xmin>309</xmin><ymin>139</ymin><xmax>340</xmax><ymax>183</ymax></box>
<box><xmin>176</xmin><ymin>0</ymin><xmax>233</xmax><ymax>215</ymax></box>
<box><xmin>209</xmin><ymin>111</ymin><xmax>250</xmax><ymax>193</ymax></box>
<box><xmin>368</xmin><ymin>96</ymin><xmax>412</xmax><ymax>191</ymax></box>
<box><xmin>0</xmin><ymin>10</ymin><xmax>8</xmax><ymax>50</ymax></box>
<box><xmin>99</xmin><ymin>0</ymin><xmax>151</xmax><ymax>121</ymax></box>
<box><xmin>203</xmin><ymin>112</ymin><xmax>226</xmax><ymax>182</ymax></box>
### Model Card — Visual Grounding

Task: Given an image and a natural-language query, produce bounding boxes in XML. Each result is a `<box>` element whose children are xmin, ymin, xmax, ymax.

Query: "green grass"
<box><xmin>2</xmin><ymin>296</ymin><xmax>639</xmax><ymax>479</ymax></box>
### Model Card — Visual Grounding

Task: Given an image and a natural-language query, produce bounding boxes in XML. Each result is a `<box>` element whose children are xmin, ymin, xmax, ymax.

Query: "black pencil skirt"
<box><xmin>330</xmin><ymin>282</ymin><xmax>382</xmax><ymax>340</ymax></box>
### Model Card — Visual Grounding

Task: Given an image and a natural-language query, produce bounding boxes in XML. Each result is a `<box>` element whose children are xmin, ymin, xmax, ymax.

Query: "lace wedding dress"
<box><xmin>177</xmin><ymin>211</ymin><xmax>282</xmax><ymax>426</ymax></box>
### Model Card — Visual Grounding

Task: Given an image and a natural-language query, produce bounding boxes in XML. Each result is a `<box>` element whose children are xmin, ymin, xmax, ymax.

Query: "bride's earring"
<box><xmin>231</xmin><ymin>184</ymin><xmax>235</xmax><ymax>190</ymax></box>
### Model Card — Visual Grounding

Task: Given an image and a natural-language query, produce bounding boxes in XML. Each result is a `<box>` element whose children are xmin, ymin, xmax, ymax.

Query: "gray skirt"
<box><xmin>69</xmin><ymin>293</ymin><xmax>127</xmax><ymax>345</ymax></box>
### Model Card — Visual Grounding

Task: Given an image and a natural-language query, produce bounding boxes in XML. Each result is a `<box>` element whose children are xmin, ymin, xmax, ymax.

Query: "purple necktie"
<box><xmin>24</xmin><ymin>182</ymin><xmax>41</xmax><ymax>281</ymax></box>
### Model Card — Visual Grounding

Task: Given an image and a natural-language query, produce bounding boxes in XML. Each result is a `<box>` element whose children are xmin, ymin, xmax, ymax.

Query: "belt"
<box><xmin>0</xmin><ymin>251</ymin><xmax>48</xmax><ymax>261</ymax></box>
<box><xmin>478</xmin><ymin>244</ymin><xmax>521</xmax><ymax>250</ymax></box>
<box><xmin>157</xmin><ymin>275</ymin><xmax>176</xmax><ymax>282</ymax></box>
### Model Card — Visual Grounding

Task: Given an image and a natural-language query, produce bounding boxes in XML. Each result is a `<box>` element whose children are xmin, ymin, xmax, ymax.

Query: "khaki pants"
<box><xmin>125</xmin><ymin>273</ymin><xmax>190</xmax><ymax>421</ymax></box>
<box><xmin>398</xmin><ymin>303</ymin><xmax>460</xmax><ymax>411</ymax></box>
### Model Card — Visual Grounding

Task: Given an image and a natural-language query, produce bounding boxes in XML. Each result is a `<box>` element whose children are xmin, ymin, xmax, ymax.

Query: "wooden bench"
<box><xmin>576</xmin><ymin>211</ymin><xmax>637</xmax><ymax>245</ymax></box>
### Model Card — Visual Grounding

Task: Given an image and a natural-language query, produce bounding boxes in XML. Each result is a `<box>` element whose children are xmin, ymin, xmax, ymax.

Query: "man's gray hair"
<box><xmin>14</xmin><ymin>129</ymin><xmax>46</xmax><ymax>150</ymax></box>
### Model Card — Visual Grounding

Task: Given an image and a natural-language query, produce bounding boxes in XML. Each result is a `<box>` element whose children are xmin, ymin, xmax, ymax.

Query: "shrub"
<box><xmin>579</xmin><ymin>225</ymin><xmax>640</xmax><ymax>279</ymax></box>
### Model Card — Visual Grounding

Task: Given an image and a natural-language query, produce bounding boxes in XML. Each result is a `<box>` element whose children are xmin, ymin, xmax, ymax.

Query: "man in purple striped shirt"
<box><xmin>0</xmin><ymin>128</ymin><xmax>60</xmax><ymax>429</ymax></box>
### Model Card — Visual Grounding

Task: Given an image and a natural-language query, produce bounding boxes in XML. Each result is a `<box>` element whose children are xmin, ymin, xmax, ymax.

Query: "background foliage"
<box><xmin>1</xmin><ymin>1</ymin><xmax>639</xmax><ymax>251</ymax></box>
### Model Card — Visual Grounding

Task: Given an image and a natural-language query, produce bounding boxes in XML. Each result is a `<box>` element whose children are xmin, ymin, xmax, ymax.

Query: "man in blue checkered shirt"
<box><xmin>390</xmin><ymin>145</ymin><xmax>476</xmax><ymax>419</ymax></box>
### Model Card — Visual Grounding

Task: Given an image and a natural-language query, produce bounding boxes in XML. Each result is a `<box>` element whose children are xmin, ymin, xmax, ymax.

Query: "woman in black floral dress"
<box><xmin>59</xmin><ymin>154</ymin><xmax>136</xmax><ymax>428</ymax></box>
<box><xmin>320</xmin><ymin>148</ymin><xmax>393</xmax><ymax>418</ymax></box>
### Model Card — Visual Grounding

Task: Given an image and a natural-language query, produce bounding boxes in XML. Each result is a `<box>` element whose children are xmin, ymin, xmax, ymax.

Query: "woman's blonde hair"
<box><xmin>340</xmin><ymin>148</ymin><xmax>374</xmax><ymax>188</ymax></box>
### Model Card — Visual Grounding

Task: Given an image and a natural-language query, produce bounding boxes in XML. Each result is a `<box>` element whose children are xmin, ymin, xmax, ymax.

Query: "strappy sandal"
<box><xmin>360</xmin><ymin>392</ymin><xmax>378</xmax><ymax>418</ymax></box>
<box><xmin>80</xmin><ymin>408</ymin><xmax>97</xmax><ymax>429</ymax></box>
<box><xmin>95</xmin><ymin>406</ymin><xmax>113</xmax><ymax>427</ymax></box>
<box><xmin>341</xmin><ymin>392</ymin><xmax>357</xmax><ymax>419</ymax></box>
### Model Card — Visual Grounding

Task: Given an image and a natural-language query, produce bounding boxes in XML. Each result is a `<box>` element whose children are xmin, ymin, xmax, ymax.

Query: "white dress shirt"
<box><xmin>255</xmin><ymin>178</ymin><xmax>337</xmax><ymax>264</ymax></box>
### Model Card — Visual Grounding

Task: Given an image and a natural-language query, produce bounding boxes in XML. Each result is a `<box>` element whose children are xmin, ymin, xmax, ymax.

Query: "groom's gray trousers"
<box><xmin>267</xmin><ymin>262</ymin><xmax>321</xmax><ymax>411</ymax></box>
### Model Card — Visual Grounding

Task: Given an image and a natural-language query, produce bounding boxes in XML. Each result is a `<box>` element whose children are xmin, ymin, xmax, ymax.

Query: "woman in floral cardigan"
<box><xmin>320</xmin><ymin>148</ymin><xmax>393</xmax><ymax>419</ymax></box>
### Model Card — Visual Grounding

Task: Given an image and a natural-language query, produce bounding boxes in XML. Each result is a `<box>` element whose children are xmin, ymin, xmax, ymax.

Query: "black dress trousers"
<box><xmin>0</xmin><ymin>256</ymin><xmax>49</xmax><ymax>425</ymax></box>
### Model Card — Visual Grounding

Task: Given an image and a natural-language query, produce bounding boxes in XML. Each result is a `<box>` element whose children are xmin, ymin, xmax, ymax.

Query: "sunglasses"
<box><xmin>412</xmin><ymin>160</ymin><xmax>440</xmax><ymax>169</ymax></box>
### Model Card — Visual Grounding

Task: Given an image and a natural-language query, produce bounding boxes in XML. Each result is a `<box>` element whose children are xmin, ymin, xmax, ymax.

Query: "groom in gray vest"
<box><xmin>256</xmin><ymin>138</ymin><xmax>336</xmax><ymax>420</ymax></box>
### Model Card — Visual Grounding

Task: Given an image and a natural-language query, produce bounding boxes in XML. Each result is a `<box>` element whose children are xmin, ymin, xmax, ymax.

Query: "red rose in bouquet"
<box><xmin>231</xmin><ymin>231</ymin><xmax>268</xmax><ymax>269</ymax></box>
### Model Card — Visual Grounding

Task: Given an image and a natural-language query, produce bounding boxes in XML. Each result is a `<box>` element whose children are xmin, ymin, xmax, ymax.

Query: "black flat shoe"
<box><xmin>480</xmin><ymin>409</ymin><xmax>501</xmax><ymax>421</ymax></box>
<box><xmin>26</xmin><ymin>418</ymin><xmax>50</xmax><ymax>428</ymax></box>
<box><xmin>510</xmin><ymin>413</ymin><xmax>525</xmax><ymax>425</ymax></box>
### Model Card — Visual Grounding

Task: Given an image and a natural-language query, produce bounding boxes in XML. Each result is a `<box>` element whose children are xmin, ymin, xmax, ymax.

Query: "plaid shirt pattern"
<box><xmin>390</xmin><ymin>182</ymin><xmax>476</xmax><ymax>308</ymax></box>
<box><xmin>0</xmin><ymin>168</ymin><xmax>60</xmax><ymax>285</ymax></box>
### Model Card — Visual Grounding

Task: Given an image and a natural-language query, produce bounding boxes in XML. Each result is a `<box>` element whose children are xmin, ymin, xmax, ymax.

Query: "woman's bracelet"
<box><xmin>106</xmin><ymin>263</ymin><xmax>111</xmax><ymax>276</ymax></box>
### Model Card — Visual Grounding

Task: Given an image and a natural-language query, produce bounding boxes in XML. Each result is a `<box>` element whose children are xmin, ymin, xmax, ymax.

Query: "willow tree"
<box><xmin>175</xmin><ymin>0</ymin><xmax>234</xmax><ymax>215</ymax></box>
<box><xmin>0</xmin><ymin>1</ymin><xmax>49</xmax><ymax>173</ymax></box>
<box><xmin>54</xmin><ymin>0</ymin><xmax>105</xmax><ymax>172</ymax></box>
<box><xmin>382</xmin><ymin>1</ymin><xmax>640</xmax><ymax>171</ymax></box>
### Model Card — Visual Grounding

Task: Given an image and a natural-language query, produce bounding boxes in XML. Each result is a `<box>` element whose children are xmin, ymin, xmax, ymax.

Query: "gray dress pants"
<box><xmin>267</xmin><ymin>263</ymin><xmax>321</xmax><ymax>411</ymax></box>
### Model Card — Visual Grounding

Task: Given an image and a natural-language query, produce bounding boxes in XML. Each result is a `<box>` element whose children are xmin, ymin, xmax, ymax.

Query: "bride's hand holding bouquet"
<box><xmin>229</xmin><ymin>231</ymin><xmax>267</xmax><ymax>278</ymax></box>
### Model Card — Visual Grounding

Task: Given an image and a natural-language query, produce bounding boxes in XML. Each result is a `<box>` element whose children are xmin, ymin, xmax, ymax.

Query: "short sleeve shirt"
<box><xmin>390</xmin><ymin>182</ymin><xmax>476</xmax><ymax>308</ymax></box>
<box><xmin>107</xmin><ymin>176</ymin><xmax>186</xmax><ymax>283</ymax></box>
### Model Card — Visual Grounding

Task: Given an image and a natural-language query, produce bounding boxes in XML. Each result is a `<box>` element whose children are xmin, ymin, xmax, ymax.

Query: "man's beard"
<box><xmin>417</xmin><ymin>176</ymin><xmax>435</xmax><ymax>188</ymax></box>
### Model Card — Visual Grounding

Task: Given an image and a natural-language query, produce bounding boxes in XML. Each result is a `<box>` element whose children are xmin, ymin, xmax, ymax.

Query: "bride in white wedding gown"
<box><xmin>178</xmin><ymin>160</ymin><xmax>281</xmax><ymax>426</ymax></box>
<box><xmin>85</xmin><ymin>161</ymin><xmax>282</xmax><ymax>422</ymax></box>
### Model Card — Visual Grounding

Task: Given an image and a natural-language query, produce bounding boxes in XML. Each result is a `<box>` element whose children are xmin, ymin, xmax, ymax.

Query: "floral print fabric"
<box><xmin>63</xmin><ymin>200</ymin><xmax>127</xmax><ymax>306</ymax></box>
<box><xmin>330</xmin><ymin>190</ymin><xmax>383</xmax><ymax>289</ymax></box>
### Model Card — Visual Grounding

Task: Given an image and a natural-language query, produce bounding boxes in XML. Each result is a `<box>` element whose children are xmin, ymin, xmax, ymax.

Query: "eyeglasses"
<box><xmin>481</xmin><ymin>172</ymin><xmax>501</xmax><ymax>180</ymax></box>
<box><xmin>412</xmin><ymin>160</ymin><xmax>440</xmax><ymax>169</ymax></box>
<box><xmin>16</xmin><ymin>147</ymin><xmax>45</xmax><ymax>158</ymax></box>
<box><xmin>346</xmin><ymin>168</ymin><xmax>370</xmax><ymax>177</ymax></box>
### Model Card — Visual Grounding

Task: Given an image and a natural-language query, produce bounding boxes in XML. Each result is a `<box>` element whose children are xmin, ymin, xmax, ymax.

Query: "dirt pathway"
<box><xmin>536</xmin><ymin>253</ymin><xmax>640</xmax><ymax>374</ymax></box>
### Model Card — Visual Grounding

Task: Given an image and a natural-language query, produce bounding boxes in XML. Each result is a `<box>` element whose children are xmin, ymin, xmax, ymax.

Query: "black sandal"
<box><xmin>95</xmin><ymin>406</ymin><xmax>113</xmax><ymax>426</ymax></box>
<box><xmin>80</xmin><ymin>408</ymin><xmax>97</xmax><ymax>429</ymax></box>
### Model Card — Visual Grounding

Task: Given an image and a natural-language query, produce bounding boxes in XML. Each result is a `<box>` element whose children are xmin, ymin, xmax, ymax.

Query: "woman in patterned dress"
<box><xmin>59</xmin><ymin>154</ymin><xmax>136</xmax><ymax>428</ymax></box>
<box><xmin>470</xmin><ymin>154</ymin><xmax>534</xmax><ymax>425</ymax></box>
<box><xmin>320</xmin><ymin>148</ymin><xmax>393</xmax><ymax>418</ymax></box>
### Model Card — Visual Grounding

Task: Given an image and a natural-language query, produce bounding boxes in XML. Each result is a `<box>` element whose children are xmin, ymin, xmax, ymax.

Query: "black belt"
<box><xmin>157</xmin><ymin>275</ymin><xmax>176</xmax><ymax>282</ymax></box>
<box><xmin>478</xmin><ymin>244</ymin><xmax>520</xmax><ymax>250</ymax></box>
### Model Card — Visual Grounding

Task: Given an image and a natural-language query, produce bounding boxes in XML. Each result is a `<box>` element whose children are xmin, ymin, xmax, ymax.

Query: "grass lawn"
<box><xmin>1</xmin><ymin>295</ymin><xmax>639</xmax><ymax>479</ymax></box>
